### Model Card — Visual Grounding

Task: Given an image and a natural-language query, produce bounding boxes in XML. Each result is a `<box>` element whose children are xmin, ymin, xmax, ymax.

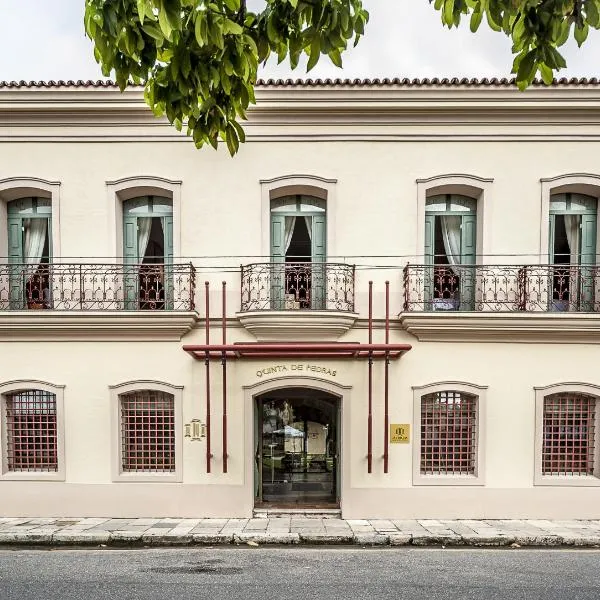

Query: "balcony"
<box><xmin>0</xmin><ymin>262</ymin><xmax>196</xmax><ymax>311</ymax></box>
<box><xmin>238</xmin><ymin>262</ymin><xmax>357</xmax><ymax>341</ymax></box>
<box><xmin>402</xmin><ymin>264</ymin><xmax>600</xmax><ymax>343</ymax></box>
<box><xmin>0</xmin><ymin>263</ymin><xmax>197</xmax><ymax>341</ymax></box>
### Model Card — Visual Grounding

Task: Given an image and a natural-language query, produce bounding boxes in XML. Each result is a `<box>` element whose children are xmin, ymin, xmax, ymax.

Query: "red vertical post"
<box><xmin>384</xmin><ymin>280</ymin><xmax>390</xmax><ymax>474</ymax></box>
<box><xmin>222</xmin><ymin>281</ymin><xmax>228</xmax><ymax>474</ymax></box>
<box><xmin>367</xmin><ymin>281</ymin><xmax>373</xmax><ymax>474</ymax></box>
<box><xmin>205</xmin><ymin>281</ymin><xmax>212</xmax><ymax>474</ymax></box>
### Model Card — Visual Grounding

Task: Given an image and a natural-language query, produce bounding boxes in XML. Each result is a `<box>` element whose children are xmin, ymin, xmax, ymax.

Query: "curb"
<box><xmin>1</xmin><ymin>531</ymin><xmax>600</xmax><ymax>548</ymax></box>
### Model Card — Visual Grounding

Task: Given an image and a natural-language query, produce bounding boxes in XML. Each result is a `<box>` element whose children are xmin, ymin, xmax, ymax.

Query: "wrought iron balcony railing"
<box><xmin>403</xmin><ymin>264</ymin><xmax>600</xmax><ymax>313</ymax></box>
<box><xmin>0</xmin><ymin>263</ymin><xmax>196</xmax><ymax>311</ymax></box>
<box><xmin>240</xmin><ymin>262</ymin><xmax>355</xmax><ymax>312</ymax></box>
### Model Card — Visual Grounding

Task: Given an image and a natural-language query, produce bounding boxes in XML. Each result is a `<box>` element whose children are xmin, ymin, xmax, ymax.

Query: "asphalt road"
<box><xmin>0</xmin><ymin>547</ymin><xmax>599</xmax><ymax>600</ymax></box>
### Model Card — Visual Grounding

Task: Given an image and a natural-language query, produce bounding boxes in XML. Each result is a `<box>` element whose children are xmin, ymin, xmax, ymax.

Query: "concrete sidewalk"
<box><xmin>1</xmin><ymin>517</ymin><xmax>600</xmax><ymax>547</ymax></box>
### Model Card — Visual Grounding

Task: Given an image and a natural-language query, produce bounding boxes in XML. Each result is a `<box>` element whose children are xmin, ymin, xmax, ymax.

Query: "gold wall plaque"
<box><xmin>390</xmin><ymin>424</ymin><xmax>410</xmax><ymax>443</ymax></box>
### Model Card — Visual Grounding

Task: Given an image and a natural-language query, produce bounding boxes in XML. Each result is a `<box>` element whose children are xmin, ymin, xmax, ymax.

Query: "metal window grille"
<box><xmin>420</xmin><ymin>391</ymin><xmax>477</xmax><ymax>475</ymax></box>
<box><xmin>542</xmin><ymin>393</ymin><xmax>596</xmax><ymax>476</ymax></box>
<box><xmin>4</xmin><ymin>390</ymin><xmax>58</xmax><ymax>472</ymax></box>
<box><xmin>120</xmin><ymin>390</ymin><xmax>175</xmax><ymax>473</ymax></box>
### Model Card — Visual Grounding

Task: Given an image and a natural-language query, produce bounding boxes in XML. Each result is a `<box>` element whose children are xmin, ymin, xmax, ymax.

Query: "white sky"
<box><xmin>1</xmin><ymin>0</ymin><xmax>599</xmax><ymax>81</ymax></box>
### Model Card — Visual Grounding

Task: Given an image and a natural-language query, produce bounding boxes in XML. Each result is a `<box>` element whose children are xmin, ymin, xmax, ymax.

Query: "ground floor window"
<box><xmin>542</xmin><ymin>393</ymin><xmax>596</xmax><ymax>477</ymax></box>
<box><xmin>3</xmin><ymin>389</ymin><xmax>57</xmax><ymax>472</ymax></box>
<box><xmin>420</xmin><ymin>391</ymin><xmax>477</xmax><ymax>476</ymax></box>
<box><xmin>120</xmin><ymin>390</ymin><xmax>175</xmax><ymax>473</ymax></box>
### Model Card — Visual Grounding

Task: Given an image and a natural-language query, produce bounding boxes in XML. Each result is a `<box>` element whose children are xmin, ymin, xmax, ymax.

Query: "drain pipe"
<box><xmin>222</xmin><ymin>281</ymin><xmax>228</xmax><ymax>474</ymax></box>
<box><xmin>367</xmin><ymin>281</ymin><xmax>373</xmax><ymax>474</ymax></box>
<box><xmin>205</xmin><ymin>281</ymin><xmax>212</xmax><ymax>474</ymax></box>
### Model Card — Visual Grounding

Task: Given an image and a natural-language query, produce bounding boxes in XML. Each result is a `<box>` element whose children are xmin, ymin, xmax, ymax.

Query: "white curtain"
<box><xmin>137</xmin><ymin>217</ymin><xmax>153</xmax><ymax>261</ymax></box>
<box><xmin>564</xmin><ymin>215</ymin><xmax>580</xmax><ymax>264</ymax></box>
<box><xmin>284</xmin><ymin>216</ymin><xmax>296</xmax><ymax>254</ymax></box>
<box><xmin>441</xmin><ymin>215</ymin><xmax>461</xmax><ymax>265</ymax></box>
<box><xmin>24</xmin><ymin>218</ymin><xmax>48</xmax><ymax>267</ymax></box>
<box><xmin>304</xmin><ymin>216</ymin><xmax>312</xmax><ymax>242</ymax></box>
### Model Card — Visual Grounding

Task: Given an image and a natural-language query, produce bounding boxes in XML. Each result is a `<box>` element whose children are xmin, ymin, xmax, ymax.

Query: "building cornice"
<box><xmin>3</xmin><ymin>80</ymin><xmax>600</xmax><ymax>144</ymax></box>
<box><xmin>0</xmin><ymin>312</ymin><xmax>199</xmax><ymax>342</ymax></box>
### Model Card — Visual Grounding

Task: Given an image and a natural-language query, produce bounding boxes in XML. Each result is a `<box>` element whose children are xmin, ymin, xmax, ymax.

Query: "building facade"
<box><xmin>1</xmin><ymin>77</ymin><xmax>600</xmax><ymax>519</ymax></box>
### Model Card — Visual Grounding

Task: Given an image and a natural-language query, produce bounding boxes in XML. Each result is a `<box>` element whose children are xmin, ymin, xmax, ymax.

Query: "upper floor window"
<box><xmin>270</xmin><ymin>195</ymin><xmax>326</xmax><ymax>310</ymax></box>
<box><xmin>549</xmin><ymin>193</ymin><xmax>597</xmax><ymax>312</ymax></box>
<box><xmin>2</xmin><ymin>389</ymin><xmax>57</xmax><ymax>473</ymax></box>
<box><xmin>7</xmin><ymin>198</ymin><xmax>52</xmax><ymax>309</ymax></box>
<box><xmin>424</xmin><ymin>194</ymin><xmax>477</xmax><ymax>311</ymax></box>
<box><xmin>123</xmin><ymin>196</ymin><xmax>173</xmax><ymax>310</ymax></box>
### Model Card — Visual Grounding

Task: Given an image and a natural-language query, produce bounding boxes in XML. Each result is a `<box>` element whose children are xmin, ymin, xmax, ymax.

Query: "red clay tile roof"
<box><xmin>0</xmin><ymin>77</ymin><xmax>599</xmax><ymax>89</ymax></box>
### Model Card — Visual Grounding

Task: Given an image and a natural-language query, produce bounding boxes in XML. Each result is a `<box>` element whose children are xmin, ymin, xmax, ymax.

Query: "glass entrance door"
<box><xmin>255</xmin><ymin>389</ymin><xmax>339</xmax><ymax>507</ymax></box>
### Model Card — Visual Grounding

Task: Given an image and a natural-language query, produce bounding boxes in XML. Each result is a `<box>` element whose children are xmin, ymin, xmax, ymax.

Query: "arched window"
<box><xmin>425</xmin><ymin>194</ymin><xmax>477</xmax><ymax>311</ymax></box>
<box><xmin>420</xmin><ymin>390</ymin><xmax>477</xmax><ymax>476</ymax></box>
<box><xmin>118</xmin><ymin>389</ymin><xmax>175</xmax><ymax>473</ymax></box>
<box><xmin>413</xmin><ymin>382</ymin><xmax>486</xmax><ymax>485</ymax></box>
<box><xmin>122</xmin><ymin>196</ymin><xmax>173</xmax><ymax>310</ymax></box>
<box><xmin>549</xmin><ymin>193</ymin><xmax>597</xmax><ymax>311</ymax></box>
<box><xmin>270</xmin><ymin>195</ymin><xmax>326</xmax><ymax>310</ymax></box>
<box><xmin>541</xmin><ymin>392</ymin><xmax>597</xmax><ymax>477</ymax></box>
<box><xmin>0</xmin><ymin>381</ymin><xmax>65</xmax><ymax>480</ymax></box>
<box><xmin>535</xmin><ymin>384</ymin><xmax>600</xmax><ymax>485</ymax></box>
<box><xmin>7</xmin><ymin>197</ymin><xmax>53</xmax><ymax>309</ymax></box>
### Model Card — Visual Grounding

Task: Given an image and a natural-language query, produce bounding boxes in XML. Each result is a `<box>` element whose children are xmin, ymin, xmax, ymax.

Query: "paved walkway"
<box><xmin>1</xmin><ymin>517</ymin><xmax>600</xmax><ymax>547</ymax></box>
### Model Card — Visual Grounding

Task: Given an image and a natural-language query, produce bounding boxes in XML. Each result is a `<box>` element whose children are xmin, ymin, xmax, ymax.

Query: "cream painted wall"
<box><xmin>1</xmin><ymin>331</ymin><xmax>600</xmax><ymax>517</ymax></box>
<box><xmin>1</xmin><ymin>86</ymin><xmax>600</xmax><ymax>517</ymax></box>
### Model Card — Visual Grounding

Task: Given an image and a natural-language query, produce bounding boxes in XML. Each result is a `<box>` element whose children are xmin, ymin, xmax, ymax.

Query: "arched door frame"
<box><xmin>243</xmin><ymin>375</ymin><xmax>352</xmax><ymax>509</ymax></box>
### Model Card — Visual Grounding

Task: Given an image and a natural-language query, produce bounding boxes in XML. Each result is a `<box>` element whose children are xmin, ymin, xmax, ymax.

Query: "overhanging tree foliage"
<box><xmin>84</xmin><ymin>1</ymin><xmax>600</xmax><ymax>154</ymax></box>
<box><xmin>432</xmin><ymin>0</ymin><xmax>600</xmax><ymax>90</ymax></box>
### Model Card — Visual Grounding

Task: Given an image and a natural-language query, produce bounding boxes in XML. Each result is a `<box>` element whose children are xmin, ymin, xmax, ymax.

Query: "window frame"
<box><xmin>534</xmin><ymin>383</ymin><xmax>600</xmax><ymax>486</ymax></box>
<box><xmin>0</xmin><ymin>380</ymin><xmax>65</xmax><ymax>481</ymax></box>
<box><xmin>110</xmin><ymin>380</ymin><xmax>183</xmax><ymax>483</ymax></box>
<box><xmin>412</xmin><ymin>381</ymin><xmax>487</xmax><ymax>486</ymax></box>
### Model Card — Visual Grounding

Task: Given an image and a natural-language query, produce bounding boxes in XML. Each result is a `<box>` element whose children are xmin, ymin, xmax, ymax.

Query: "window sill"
<box><xmin>1</xmin><ymin>471</ymin><xmax>65</xmax><ymax>482</ymax></box>
<box><xmin>400</xmin><ymin>312</ymin><xmax>600</xmax><ymax>343</ymax></box>
<box><xmin>413</xmin><ymin>474</ymin><xmax>484</xmax><ymax>486</ymax></box>
<box><xmin>0</xmin><ymin>311</ymin><xmax>199</xmax><ymax>341</ymax></box>
<box><xmin>114</xmin><ymin>472</ymin><xmax>182</xmax><ymax>483</ymax></box>
<box><xmin>535</xmin><ymin>475</ymin><xmax>600</xmax><ymax>487</ymax></box>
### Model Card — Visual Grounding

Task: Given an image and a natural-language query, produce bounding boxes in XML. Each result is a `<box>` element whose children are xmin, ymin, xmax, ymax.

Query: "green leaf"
<box><xmin>586</xmin><ymin>0</ymin><xmax>600</xmax><ymax>28</ymax></box>
<box><xmin>223</xmin><ymin>19</ymin><xmax>243</xmax><ymax>35</ymax></box>
<box><xmin>158</xmin><ymin>3</ymin><xmax>173</xmax><ymax>39</ymax></box>
<box><xmin>470</xmin><ymin>9</ymin><xmax>483</xmax><ymax>32</ymax></box>
<box><xmin>539</xmin><ymin>63</ymin><xmax>554</xmax><ymax>85</ymax></box>
<box><xmin>164</xmin><ymin>0</ymin><xmax>182</xmax><ymax>31</ymax></box>
<box><xmin>516</xmin><ymin>49</ymin><xmax>537</xmax><ymax>85</ymax></box>
<box><xmin>329</xmin><ymin>48</ymin><xmax>342</xmax><ymax>68</ymax></box>
<box><xmin>194</xmin><ymin>13</ymin><xmax>206</xmax><ymax>46</ymax></box>
<box><xmin>306</xmin><ymin>37</ymin><xmax>321</xmax><ymax>71</ymax></box>
<box><xmin>574</xmin><ymin>23</ymin><xmax>589</xmax><ymax>47</ymax></box>
<box><xmin>136</xmin><ymin>0</ymin><xmax>146</xmax><ymax>24</ymax></box>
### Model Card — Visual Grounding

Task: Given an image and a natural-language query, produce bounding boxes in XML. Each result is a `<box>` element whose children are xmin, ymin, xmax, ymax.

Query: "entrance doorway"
<box><xmin>254</xmin><ymin>388</ymin><xmax>340</xmax><ymax>507</ymax></box>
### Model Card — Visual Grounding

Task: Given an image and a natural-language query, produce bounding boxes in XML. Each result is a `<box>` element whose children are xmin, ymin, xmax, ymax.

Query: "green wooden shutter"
<box><xmin>580</xmin><ymin>213</ymin><xmax>597</xmax><ymax>310</ymax></box>
<box><xmin>123</xmin><ymin>214</ymin><xmax>138</xmax><ymax>309</ymax></box>
<box><xmin>311</xmin><ymin>214</ymin><xmax>326</xmax><ymax>309</ymax></box>
<box><xmin>162</xmin><ymin>216</ymin><xmax>174</xmax><ymax>309</ymax></box>
<box><xmin>548</xmin><ymin>215</ymin><xmax>557</xmax><ymax>264</ymax></box>
<box><xmin>423</xmin><ymin>215</ymin><xmax>435</xmax><ymax>309</ymax></box>
<box><xmin>7</xmin><ymin>216</ymin><xmax>24</xmax><ymax>308</ymax></box>
<box><xmin>460</xmin><ymin>214</ymin><xmax>477</xmax><ymax>310</ymax></box>
<box><xmin>270</xmin><ymin>214</ymin><xmax>286</xmax><ymax>309</ymax></box>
